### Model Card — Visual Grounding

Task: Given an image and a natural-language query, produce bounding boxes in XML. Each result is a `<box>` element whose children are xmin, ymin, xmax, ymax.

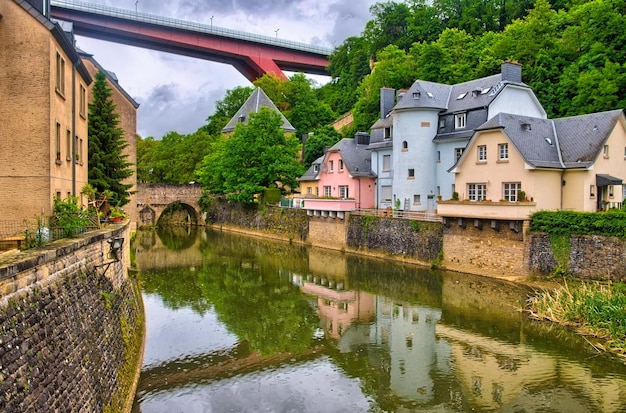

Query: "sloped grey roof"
<box><xmin>393</xmin><ymin>80</ymin><xmax>450</xmax><ymax>111</ymax></box>
<box><xmin>77</xmin><ymin>48</ymin><xmax>139</xmax><ymax>108</ymax></box>
<box><xmin>474</xmin><ymin>110</ymin><xmax>624</xmax><ymax>169</ymax></box>
<box><xmin>478</xmin><ymin>113</ymin><xmax>563</xmax><ymax>168</ymax></box>
<box><xmin>222</xmin><ymin>87</ymin><xmax>295</xmax><ymax>133</ymax></box>
<box><xmin>446</xmin><ymin>74</ymin><xmax>505</xmax><ymax>114</ymax></box>
<box><xmin>297</xmin><ymin>155</ymin><xmax>323</xmax><ymax>181</ymax></box>
<box><xmin>554</xmin><ymin>110</ymin><xmax>623</xmax><ymax>168</ymax></box>
<box><xmin>327</xmin><ymin>138</ymin><xmax>375</xmax><ymax>177</ymax></box>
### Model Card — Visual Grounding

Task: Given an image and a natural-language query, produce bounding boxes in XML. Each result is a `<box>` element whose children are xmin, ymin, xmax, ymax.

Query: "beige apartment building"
<box><xmin>0</xmin><ymin>0</ymin><xmax>92</xmax><ymax>236</ymax></box>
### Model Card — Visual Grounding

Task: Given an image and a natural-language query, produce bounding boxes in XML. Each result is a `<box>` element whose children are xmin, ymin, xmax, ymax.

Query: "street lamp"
<box><xmin>274</xmin><ymin>28</ymin><xmax>279</xmax><ymax>38</ymax></box>
<box><xmin>210</xmin><ymin>15</ymin><xmax>214</xmax><ymax>29</ymax></box>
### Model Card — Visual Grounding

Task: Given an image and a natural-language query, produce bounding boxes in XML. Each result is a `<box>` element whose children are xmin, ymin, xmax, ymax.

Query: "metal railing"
<box><xmin>352</xmin><ymin>208</ymin><xmax>443</xmax><ymax>223</ymax></box>
<box><xmin>51</xmin><ymin>0</ymin><xmax>332</xmax><ymax>56</ymax></box>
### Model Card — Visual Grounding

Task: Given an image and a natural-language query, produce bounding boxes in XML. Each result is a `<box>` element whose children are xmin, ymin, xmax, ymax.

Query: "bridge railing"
<box><xmin>51</xmin><ymin>0</ymin><xmax>333</xmax><ymax>56</ymax></box>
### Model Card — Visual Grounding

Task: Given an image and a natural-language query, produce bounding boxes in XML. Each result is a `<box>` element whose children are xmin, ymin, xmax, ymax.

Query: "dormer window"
<box><xmin>238</xmin><ymin>114</ymin><xmax>245</xmax><ymax>123</ymax></box>
<box><xmin>455</xmin><ymin>113</ymin><xmax>467</xmax><ymax>129</ymax></box>
<box><xmin>413</xmin><ymin>92</ymin><xmax>420</xmax><ymax>99</ymax></box>
<box><xmin>313</xmin><ymin>165</ymin><xmax>319</xmax><ymax>173</ymax></box>
<box><xmin>384</xmin><ymin>127</ymin><xmax>392</xmax><ymax>139</ymax></box>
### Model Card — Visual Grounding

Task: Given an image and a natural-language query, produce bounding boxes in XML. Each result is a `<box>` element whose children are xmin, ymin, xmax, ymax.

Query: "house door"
<box><xmin>427</xmin><ymin>195</ymin><xmax>435</xmax><ymax>213</ymax></box>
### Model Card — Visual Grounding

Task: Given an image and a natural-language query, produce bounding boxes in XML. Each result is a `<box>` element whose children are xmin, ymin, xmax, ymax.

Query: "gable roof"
<box><xmin>77</xmin><ymin>48</ymin><xmax>139</xmax><ymax>109</ymax></box>
<box><xmin>326</xmin><ymin>138</ymin><xmax>375</xmax><ymax>178</ymax></box>
<box><xmin>458</xmin><ymin>110</ymin><xmax>625</xmax><ymax>171</ymax></box>
<box><xmin>297</xmin><ymin>155</ymin><xmax>324</xmax><ymax>182</ymax></box>
<box><xmin>222</xmin><ymin>87</ymin><xmax>295</xmax><ymax>133</ymax></box>
<box><xmin>392</xmin><ymin>65</ymin><xmax>528</xmax><ymax>115</ymax></box>
<box><xmin>555</xmin><ymin>110</ymin><xmax>623</xmax><ymax>168</ymax></box>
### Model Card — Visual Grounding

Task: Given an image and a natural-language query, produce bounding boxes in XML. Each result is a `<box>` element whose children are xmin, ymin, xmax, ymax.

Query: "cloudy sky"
<box><xmin>71</xmin><ymin>0</ymin><xmax>379</xmax><ymax>138</ymax></box>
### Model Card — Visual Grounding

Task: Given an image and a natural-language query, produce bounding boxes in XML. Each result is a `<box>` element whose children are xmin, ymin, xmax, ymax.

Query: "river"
<box><xmin>130</xmin><ymin>227</ymin><xmax>626</xmax><ymax>413</ymax></box>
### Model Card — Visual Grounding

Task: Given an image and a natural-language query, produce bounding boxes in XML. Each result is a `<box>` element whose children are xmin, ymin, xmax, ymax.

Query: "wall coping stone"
<box><xmin>0</xmin><ymin>222</ymin><xmax>128</xmax><ymax>283</ymax></box>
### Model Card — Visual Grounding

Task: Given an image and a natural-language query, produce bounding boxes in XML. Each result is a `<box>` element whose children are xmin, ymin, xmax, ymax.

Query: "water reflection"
<box><xmin>132</xmin><ymin>228</ymin><xmax>626</xmax><ymax>413</ymax></box>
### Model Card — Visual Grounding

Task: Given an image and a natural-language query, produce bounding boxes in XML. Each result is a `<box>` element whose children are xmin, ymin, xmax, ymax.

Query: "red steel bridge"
<box><xmin>50</xmin><ymin>0</ymin><xmax>331</xmax><ymax>82</ymax></box>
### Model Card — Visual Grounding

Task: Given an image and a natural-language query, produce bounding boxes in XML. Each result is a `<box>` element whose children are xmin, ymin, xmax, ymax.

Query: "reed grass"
<box><xmin>527</xmin><ymin>279</ymin><xmax>626</xmax><ymax>358</ymax></box>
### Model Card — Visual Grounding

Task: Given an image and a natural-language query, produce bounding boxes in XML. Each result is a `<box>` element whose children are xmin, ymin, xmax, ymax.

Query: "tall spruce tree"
<box><xmin>88</xmin><ymin>71</ymin><xmax>134</xmax><ymax>206</ymax></box>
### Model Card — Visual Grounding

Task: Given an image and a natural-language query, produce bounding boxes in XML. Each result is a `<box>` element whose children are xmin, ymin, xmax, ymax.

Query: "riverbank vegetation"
<box><xmin>528</xmin><ymin>279</ymin><xmax>626</xmax><ymax>360</ymax></box>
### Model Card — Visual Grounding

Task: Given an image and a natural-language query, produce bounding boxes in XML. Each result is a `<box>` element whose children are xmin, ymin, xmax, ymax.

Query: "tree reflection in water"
<box><xmin>133</xmin><ymin>228</ymin><xmax>626</xmax><ymax>413</ymax></box>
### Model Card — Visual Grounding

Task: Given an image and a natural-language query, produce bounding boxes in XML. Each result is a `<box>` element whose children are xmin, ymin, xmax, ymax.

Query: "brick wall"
<box><xmin>442</xmin><ymin>219</ymin><xmax>529</xmax><ymax>278</ymax></box>
<box><xmin>0</xmin><ymin>223</ymin><xmax>143</xmax><ymax>412</ymax></box>
<box><xmin>308</xmin><ymin>216</ymin><xmax>347</xmax><ymax>250</ymax></box>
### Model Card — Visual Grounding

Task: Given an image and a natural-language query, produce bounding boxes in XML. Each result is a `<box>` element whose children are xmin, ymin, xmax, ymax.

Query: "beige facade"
<box><xmin>441</xmin><ymin>114</ymin><xmax>626</xmax><ymax>220</ymax></box>
<box><xmin>0</xmin><ymin>0</ymin><xmax>91</xmax><ymax>236</ymax></box>
<box><xmin>80</xmin><ymin>55</ymin><xmax>139</xmax><ymax>228</ymax></box>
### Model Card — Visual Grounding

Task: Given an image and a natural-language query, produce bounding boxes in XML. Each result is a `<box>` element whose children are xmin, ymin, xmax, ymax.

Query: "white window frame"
<box><xmin>339</xmin><ymin>159</ymin><xmax>344</xmax><ymax>171</ymax></box>
<box><xmin>323</xmin><ymin>186</ymin><xmax>332</xmax><ymax>197</ymax></box>
<box><xmin>329</xmin><ymin>160</ymin><xmax>334</xmax><ymax>172</ymax></box>
<box><xmin>413</xmin><ymin>194</ymin><xmax>421</xmax><ymax>205</ymax></box>
<box><xmin>503</xmin><ymin>182</ymin><xmax>521</xmax><ymax>201</ymax></box>
<box><xmin>468</xmin><ymin>183</ymin><xmax>487</xmax><ymax>201</ymax></box>
<box><xmin>339</xmin><ymin>185</ymin><xmax>349</xmax><ymax>198</ymax></box>
<box><xmin>477</xmin><ymin>145</ymin><xmax>487</xmax><ymax>162</ymax></box>
<box><xmin>498</xmin><ymin>143</ymin><xmax>508</xmax><ymax>161</ymax></box>
<box><xmin>455</xmin><ymin>113</ymin><xmax>466</xmax><ymax>129</ymax></box>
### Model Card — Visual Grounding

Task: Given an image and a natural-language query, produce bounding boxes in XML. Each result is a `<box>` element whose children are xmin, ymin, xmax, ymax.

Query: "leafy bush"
<box><xmin>52</xmin><ymin>195</ymin><xmax>91</xmax><ymax>237</ymax></box>
<box><xmin>530</xmin><ymin>210</ymin><xmax>626</xmax><ymax>238</ymax></box>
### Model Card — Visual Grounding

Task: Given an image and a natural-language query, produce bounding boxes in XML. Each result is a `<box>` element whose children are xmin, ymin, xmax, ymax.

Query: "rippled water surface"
<box><xmin>131</xmin><ymin>227</ymin><xmax>626</xmax><ymax>413</ymax></box>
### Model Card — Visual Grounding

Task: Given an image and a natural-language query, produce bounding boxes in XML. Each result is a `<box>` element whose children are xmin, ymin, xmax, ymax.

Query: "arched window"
<box><xmin>402</xmin><ymin>141</ymin><xmax>408</xmax><ymax>150</ymax></box>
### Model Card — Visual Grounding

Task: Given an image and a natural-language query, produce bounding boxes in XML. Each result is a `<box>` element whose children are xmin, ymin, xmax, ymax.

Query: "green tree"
<box><xmin>136</xmin><ymin>135</ymin><xmax>160</xmax><ymax>183</ymax></box>
<box><xmin>302</xmin><ymin>126</ymin><xmax>342</xmax><ymax>166</ymax></box>
<box><xmin>151</xmin><ymin>130</ymin><xmax>215</xmax><ymax>184</ymax></box>
<box><xmin>88</xmin><ymin>71</ymin><xmax>134</xmax><ymax>206</ymax></box>
<box><xmin>198</xmin><ymin>107</ymin><xmax>303</xmax><ymax>203</ymax></box>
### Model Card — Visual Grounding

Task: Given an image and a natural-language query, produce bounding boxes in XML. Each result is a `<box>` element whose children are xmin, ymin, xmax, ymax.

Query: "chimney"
<box><xmin>27</xmin><ymin>0</ymin><xmax>50</xmax><ymax>17</ymax></box>
<box><xmin>501</xmin><ymin>61</ymin><xmax>522</xmax><ymax>83</ymax></box>
<box><xmin>380</xmin><ymin>87</ymin><xmax>395</xmax><ymax>119</ymax></box>
<box><xmin>355</xmin><ymin>132</ymin><xmax>370</xmax><ymax>146</ymax></box>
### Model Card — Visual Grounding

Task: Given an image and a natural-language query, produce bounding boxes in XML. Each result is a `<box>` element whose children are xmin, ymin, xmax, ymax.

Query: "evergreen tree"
<box><xmin>88</xmin><ymin>71</ymin><xmax>134</xmax><ymax>206</ymax></box>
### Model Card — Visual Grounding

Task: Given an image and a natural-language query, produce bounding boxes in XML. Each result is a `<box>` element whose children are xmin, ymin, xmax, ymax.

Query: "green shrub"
<box><xmin>52</xmin><ymin>195</ymin><xmax>91</xmax><ymax>237</ymax></box>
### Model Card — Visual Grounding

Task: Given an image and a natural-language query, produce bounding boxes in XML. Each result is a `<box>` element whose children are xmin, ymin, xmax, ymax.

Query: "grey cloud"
<box><xmin>137</xmin><ymin>84</ymin><xmax>226</xmax><ymax>138</ymax></box>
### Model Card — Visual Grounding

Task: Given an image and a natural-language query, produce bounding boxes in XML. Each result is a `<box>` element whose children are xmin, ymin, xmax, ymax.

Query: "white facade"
<box><xmin>393</xmin><ymin>109</ymin><xmax>440</xmax><ymax>211</ymax></box>
<box><xmin>488</xmin><ymin>85</ymin><xmax>546</xmax><ymax>119</ymax></box>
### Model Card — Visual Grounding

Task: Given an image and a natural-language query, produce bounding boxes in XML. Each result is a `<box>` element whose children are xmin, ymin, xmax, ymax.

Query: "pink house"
<box><xmin>298</xmin><ymin>136</ymin><xmax>376</xmax><ymax>217</ymax></box>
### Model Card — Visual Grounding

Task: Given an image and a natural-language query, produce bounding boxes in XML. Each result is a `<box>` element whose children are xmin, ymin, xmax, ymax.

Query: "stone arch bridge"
<box><xmin>136</xmin><ymin>183</ymin><xmax>205</xmax><ymax>227</ymax></box>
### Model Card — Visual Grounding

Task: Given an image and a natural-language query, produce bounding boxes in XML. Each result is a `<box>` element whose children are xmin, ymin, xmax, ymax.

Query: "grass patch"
<box><xmin>527</xmin><ymin>279</ymin><xmax>626</xmax><ymax>358</ymax></box>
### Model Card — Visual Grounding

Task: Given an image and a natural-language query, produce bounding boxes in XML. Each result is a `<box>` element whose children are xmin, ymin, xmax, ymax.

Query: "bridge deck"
<box><xmin>50</xmin><ymin>0</ymin><xmax>331</xmax><ymax>80</ymax></box>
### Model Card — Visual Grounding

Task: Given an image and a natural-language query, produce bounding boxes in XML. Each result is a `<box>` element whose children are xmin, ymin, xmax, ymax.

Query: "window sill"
<box><xmin>476</xmin><ymin>161</ymin><xmax>487</xmax><ymax>164</ymax></box>
<box><xmin>55</xmin><ymin>88</ymin><xmax>66</xmax><ymax>100</ymax></box>
<box><xmin>55</xmin><ymin>159</ymin><xmax>62</xmax><ymax>165</ymax></box>
<box><xmin>497</xmin><ymin>159</ymin><xmax>509</xmax><ymax>163</ymax></box>
<box><xmin>407</xmin><ymin>177</ymin><xmax>415</xmax><ymax>180</ymax></box>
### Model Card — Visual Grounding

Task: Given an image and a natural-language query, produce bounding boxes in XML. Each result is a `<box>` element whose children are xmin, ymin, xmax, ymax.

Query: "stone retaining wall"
<box><xmin>0</xmin><ymin>223</ymin><xmax>143</xmax><ymax>412</ymax></box>
<box><xmin>529</xmin><ymin>233</ymin><xmax>626</xmax><ymax>281</ymax></box>
<box><xmin>346</xmin><ymin>215</ymin><xmax>443</xmax><ymax>263</ymax></box>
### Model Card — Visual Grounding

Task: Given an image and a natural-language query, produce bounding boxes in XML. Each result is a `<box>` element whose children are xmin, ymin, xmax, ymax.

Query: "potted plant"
<box><xmin>109</xmin><ymin>207</ymin><xmax>126</xmax><ymax>223</ymax></box>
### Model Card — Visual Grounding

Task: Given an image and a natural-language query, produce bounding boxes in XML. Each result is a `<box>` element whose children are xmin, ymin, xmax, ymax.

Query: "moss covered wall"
<box><xmin>0</xmin><ymin>224</ymin><xmax>143</xmax><ymax>412</ymax></box>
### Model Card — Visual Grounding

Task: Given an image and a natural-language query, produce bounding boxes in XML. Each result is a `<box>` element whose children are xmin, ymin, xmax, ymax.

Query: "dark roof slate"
<box><xmin>327</xmin><ymin>138</ymin><xmax>375</xmax><ymax>177</ymax></box>
<box><xmin>554</xmin><ymin>110</ymin><xmax>623</xmax><ymax>167</ymax></box>
<box><xmin>222</xmin><ymin>87</ymin><xmax>295</xmax><ymax>133</ymax></box>
<box><xmin>297</xmin><ymin>155</ymin><xmax>324</xmax><ymax>181</ymax></box>
<box><xmin>474</xmin><ymin>110</ymin><xmax>624</xmax><ymax>169</ymax></box>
